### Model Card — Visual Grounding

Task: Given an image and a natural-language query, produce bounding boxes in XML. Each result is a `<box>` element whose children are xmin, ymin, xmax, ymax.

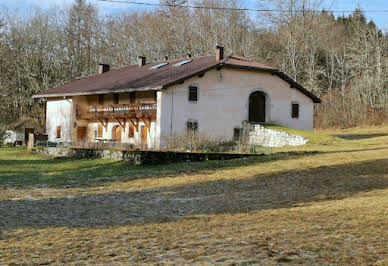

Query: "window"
<box><xmin>56</xmin><ymin>126</ymin><xmax>61</xmax><ymax>139</ymax></box>
<box><xmin>98</xmin><ymin>94</ymin><xmax>104</xmax><ymax>105</ymax></box>
<box><xmin>113</xmin><ymin>93</ymin><xmax>119</xmax><ymax>104</ymax></box>
<box><xmin>291</xmin><ymin>103</ymin><xmax>299</xmax><ymax>118</ymax></box>
<box><xmin>187</xmin><ymin>120</ymin><xmax>198</xmax><ymax>132</ymax></box>
<box><xmin>188</xmin><ymin>86</ymin><xmax>198</xmax><ymax>102</ymax></box>
<box><xmin>233</xmin><ymin>128</ymin><xmax>242</xmax><ymax>141</ymax></box>
<box><xmin>97</xmin><ymin>124</ymin><xmax>103</xmax><ymax>138</ymax></box>
<box><xmin>128</xmin><ymin>124</ymin><xmax>135</xmax><ymax>138</ymax></box>
<box><xmin>129</xmin><ymin>92</ymin><xmax>136</xmax><ymax>103</ymax></box>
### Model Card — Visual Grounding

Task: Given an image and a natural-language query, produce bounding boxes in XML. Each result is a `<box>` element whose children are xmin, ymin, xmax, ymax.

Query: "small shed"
<box><xmin>2</xmin><ymin>118</ymin><xmax>44</xmax><ymax>145</ymax></box>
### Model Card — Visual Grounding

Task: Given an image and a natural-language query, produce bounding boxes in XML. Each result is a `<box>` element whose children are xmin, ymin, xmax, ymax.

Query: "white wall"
<box><xmin>2</xmin><ymin>130</ymin><xmax>17</xmax><ymax>144</ymax></box>
<box><xmin>159</xmin><ymin>67</ymin><xmax>315</xmax><ymax>142</ymax></box>
<box><xmin>46</xmin><ymin>98</ymin><xmax>73</xmax><ymax>142</ymax></box>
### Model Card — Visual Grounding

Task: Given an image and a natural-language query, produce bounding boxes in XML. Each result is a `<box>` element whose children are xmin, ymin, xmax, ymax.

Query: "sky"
<box><xmin>0</xmin><ymin>0</ymin><xmax>387</xmax><ymax>29</ymax></box>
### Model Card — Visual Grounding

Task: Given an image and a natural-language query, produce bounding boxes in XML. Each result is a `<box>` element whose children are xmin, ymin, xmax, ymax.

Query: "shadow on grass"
<box><xmin>0</xmin><ymin>149</ymin><xmax>324</xmax><ymax>188</ymax></box>
<box><xmin>1</xmin><ymin>145</ymin><xmax>388</xmax><ymax>188</ymax></box>
<box><xmin>331</xmin><ymin>133</ymin><xmax>388</xmax><ymax>140</ymax></box>
<box><xmin>1</xmin><ymin>158</ymin><xmax>387</xmax><ymax>230</ymax></box>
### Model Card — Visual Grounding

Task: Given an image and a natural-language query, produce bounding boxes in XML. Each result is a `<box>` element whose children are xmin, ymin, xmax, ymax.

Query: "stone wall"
<box><xmin>38</xmin><ymin>147</ymin><xmax>261</xmax><ymax>165</ymax></box>
<box><xmin>247</xmin><ymin>124</ymin><xmax>308</xmax><ymax>147</ymax></box>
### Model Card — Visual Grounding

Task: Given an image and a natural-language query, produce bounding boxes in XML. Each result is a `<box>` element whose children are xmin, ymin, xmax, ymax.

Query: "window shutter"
<box><xmin>98</xmin><ymin>124</ymin><xmax>103</xmax><ymax>138</ymax></box>
<box><xmin>56</xmin><ymin>126</ymin><xmax>61</xmax><ymax>139</ymax></box>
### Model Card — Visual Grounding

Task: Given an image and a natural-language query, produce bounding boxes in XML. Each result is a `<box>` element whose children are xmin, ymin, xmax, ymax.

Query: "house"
<box><xmin>2</xmin><ymin>118</ymin><xmax>45</xmax><ymax>146</ymax></box>
<box><xmin>33</xmin><ymin>47</ymin><xmax>320</xmax><ymax>150</ymax></box>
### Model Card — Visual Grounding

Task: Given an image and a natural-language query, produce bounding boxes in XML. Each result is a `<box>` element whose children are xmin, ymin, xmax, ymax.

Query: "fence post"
<box><xmin>27</xmin><ymin>133</ymin><xmax>34</xmax><ymax>151</ymax></box>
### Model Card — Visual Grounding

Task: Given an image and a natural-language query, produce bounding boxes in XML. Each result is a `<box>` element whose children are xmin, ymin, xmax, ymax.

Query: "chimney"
<box><xmin>187</xmin><ymin>53</ymin><xmax>192</xmax><ymax>58</ymax></box>
<box><xmin>98</xmin><ymin>63</ymin><xmax>110</xmax><ymax>74</ymax></box>
<box><xmin>138</xmin><ymin>56</ymin><xmax>146</xmax><ymax>67</ymax></box>
<box><xmin>216</xmin><ymin>46</ymin><xmax>224</xmax><ymax>61</ymax></box>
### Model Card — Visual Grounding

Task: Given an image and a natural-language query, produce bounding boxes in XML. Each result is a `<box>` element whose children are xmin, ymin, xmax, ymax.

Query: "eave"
<box><xmin>32</xmin><ymin>86</ymin><xmax>163</xmax><ymax>99</ymax></box>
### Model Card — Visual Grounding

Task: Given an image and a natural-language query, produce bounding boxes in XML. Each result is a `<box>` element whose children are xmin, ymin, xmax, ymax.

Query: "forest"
<box><xmin>0</xmin><ymin>0</ymin><xmax>387</xmax><ymax>129</ymax></box>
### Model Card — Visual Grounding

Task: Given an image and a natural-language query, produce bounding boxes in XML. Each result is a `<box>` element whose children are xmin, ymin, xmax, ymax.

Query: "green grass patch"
<box><xmin>0</xmin><ymin>146</ymin><xmax>289</xmax><ymax>187</ymax></box>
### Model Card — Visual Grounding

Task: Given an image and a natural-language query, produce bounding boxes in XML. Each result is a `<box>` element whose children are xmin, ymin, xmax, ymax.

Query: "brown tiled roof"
<box><xmin>9</xmin><ymin>118</ymin><xmax>41</xmax><ymax>130</ymax></box>
<box><xmin>33</xmin><ymin>54</ymin><xmax>320</xmax><ymax>103</ymax></box>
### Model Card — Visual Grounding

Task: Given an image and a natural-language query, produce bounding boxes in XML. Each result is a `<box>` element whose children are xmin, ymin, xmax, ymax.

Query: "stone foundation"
<box><xmin>38</xmin><ymin>147</ymin><xmax>262</xmax><ymax>165</ymax></box>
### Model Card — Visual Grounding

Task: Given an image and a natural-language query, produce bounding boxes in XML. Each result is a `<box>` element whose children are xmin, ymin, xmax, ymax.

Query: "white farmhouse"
<box><xmin>33</xmin><ymin>47</ymin><xmax>321</xmax><ymax>149</ymax></box>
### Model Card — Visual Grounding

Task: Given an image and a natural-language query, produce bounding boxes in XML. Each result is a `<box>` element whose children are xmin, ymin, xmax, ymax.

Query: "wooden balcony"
<box><xmin>76</xmin><ymin>103</ymin><xmax>157</xmax><ymax>120</ymax></box>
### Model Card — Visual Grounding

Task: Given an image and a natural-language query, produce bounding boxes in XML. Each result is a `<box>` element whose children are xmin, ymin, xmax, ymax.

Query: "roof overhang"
<box><xmin>32</xmin><ymin>86</ymin><xmax>163</xmax><ymax>99</ymax></box>
<box><xmin>33</xmin><ymin>60</ymin><xmax>321</xmax><ymax>104</ymax></box>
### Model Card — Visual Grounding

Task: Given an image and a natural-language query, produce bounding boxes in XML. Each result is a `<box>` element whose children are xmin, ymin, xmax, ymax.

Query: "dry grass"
<box><xmin>1</xmin><ymin>126</ymin><xmax>388</xmax><ymax>265</ymax></box>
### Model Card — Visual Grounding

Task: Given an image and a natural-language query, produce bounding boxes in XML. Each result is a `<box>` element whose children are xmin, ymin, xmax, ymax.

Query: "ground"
<box><xmin>0</xmin><ymin>126</ymin><xmax>387</xmax><ymax>265</ymax></box>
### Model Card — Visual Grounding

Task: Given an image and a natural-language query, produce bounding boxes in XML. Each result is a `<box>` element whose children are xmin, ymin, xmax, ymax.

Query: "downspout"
<box><xmin>170</xmin><ymin>90</ymin><xmax>174</xmax><ymax>133</ymax></box>
<box><xmin>64</xmin><ymin>96</ymin><xmax>73</xmax><ymax>143</ymax></box>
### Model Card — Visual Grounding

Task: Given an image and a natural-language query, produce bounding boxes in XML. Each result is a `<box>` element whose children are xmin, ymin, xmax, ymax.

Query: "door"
<box><xmin>25</xmin><ymin>128</ymin><xmax>34</xmax><ymax>142</ymax></box>
<box><xmin>141</xmin><ymin>126</ymin><xmax>148</xmax><ymax>148</ymax></box>
<box><xmin>77</xmin><ymin>127</ymin><xmax>87</xmax><ymax>142</ymax></box>
<box><xmin>112</xmin><ymin>125</ymin><xmax>121</xmax><ymax>142</ymax></box>
<box><xmin>249</xmin><ymin>91</ymin><xmax>266</xmax><ymax>123</ymax></box>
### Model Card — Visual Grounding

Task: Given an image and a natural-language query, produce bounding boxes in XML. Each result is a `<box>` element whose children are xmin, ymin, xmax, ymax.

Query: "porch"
<box><xmin>74</xmin><ymin>103</ymin><xmax>158</xmax><ymax>149</ymax></box>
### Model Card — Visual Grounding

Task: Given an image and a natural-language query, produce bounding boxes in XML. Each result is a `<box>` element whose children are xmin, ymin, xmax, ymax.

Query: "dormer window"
<box><xmin>188</xmin><ymin>85</ymin><xmax>198</xmax><ymax>102</ymax></box>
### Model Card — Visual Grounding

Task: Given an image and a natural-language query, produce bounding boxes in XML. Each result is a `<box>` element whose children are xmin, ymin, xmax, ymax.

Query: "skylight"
<box><xmin>173</xmin><ymin>60</ymin><xmax>192</xmax><ymax>67</ymax></box>
<box><xmin>149</xmin><ymin>62</ymin><xmax>168</xmax><ymax>69</ymax></box>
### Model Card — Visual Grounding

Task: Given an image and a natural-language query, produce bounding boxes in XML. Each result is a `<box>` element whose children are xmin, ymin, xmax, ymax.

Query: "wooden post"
<box><xmin>27</xmin><ymin>133</ymin><xmax>34</xmax><ymax>151</ymax></box>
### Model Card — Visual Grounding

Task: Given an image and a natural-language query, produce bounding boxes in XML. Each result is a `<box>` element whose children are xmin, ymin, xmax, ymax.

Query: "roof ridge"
<box><xmin>229</xmin><ymin>54</ymin><xmax>253</xmax><ymax>62</ymax></box>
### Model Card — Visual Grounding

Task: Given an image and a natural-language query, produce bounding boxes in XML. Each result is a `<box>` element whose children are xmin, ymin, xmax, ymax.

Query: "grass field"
<box><xmin>1</xmin><ymin>126</ymin><xmax>388</xmax><ymax>265</ymax></box>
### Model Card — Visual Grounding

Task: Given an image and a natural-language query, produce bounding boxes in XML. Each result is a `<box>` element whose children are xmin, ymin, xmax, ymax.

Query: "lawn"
<box><xmin>0</xmin><ymin>126</ymin><xmax>387</xmax><ymax>265</ymax></box>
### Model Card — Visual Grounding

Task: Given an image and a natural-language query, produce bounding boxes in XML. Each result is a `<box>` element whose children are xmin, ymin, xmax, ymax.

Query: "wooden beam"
<box><xmin>116</xmin><ymin>118</ymin><xmax>126</xmax><ymax>132</ymax></box>
<box><xmin>140</xmin><ymin>118</ymin><xmax>151</xmax><ymax>128</ymax></box>
<box><xmin>98</xmin><ymin>119</ymin><xmax>108</xmax><ymax>131</ymax></box>
<box><xmin>129</xmin><ymin>118</ymin><xmax>139</xmax><ymax>132</ymax></box>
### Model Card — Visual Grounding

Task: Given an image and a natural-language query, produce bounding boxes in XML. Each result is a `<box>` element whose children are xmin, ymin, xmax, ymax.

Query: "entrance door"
<box><xmin>112</xmin><ymin>125</ymin><xmax>122</xmax><ymax>142</ymax></box>
<box><xmin>141</xmin><ymin>126</ymin><xmax>148</xmax><ymax>148</ymax></box>
<box><xmin>25</xmin><ymin>128</ymin><xmax>34</xmax><ymax>142</ymax></box>
<box><xmin>249</xmin><ymin>91</ymin><xmax>266</xmax><ymax>123</ymax></box>
<box><xmin>77</xmin><ymin>127</ymin><xmax>87</xmax><ymax>142</ymax></box>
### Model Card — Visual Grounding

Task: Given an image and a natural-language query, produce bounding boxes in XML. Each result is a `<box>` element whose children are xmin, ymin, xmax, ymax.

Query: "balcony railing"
<box><xmin>76</xmin><ymin>103</ymin><xmax>157</xmax><ymax>120</ymax></box>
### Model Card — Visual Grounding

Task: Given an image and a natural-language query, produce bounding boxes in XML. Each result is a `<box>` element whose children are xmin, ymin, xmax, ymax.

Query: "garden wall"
<box><xmin>38</xmin><ymin>147</ymin><xmax>261</xmax><ymax>165</ymax></box>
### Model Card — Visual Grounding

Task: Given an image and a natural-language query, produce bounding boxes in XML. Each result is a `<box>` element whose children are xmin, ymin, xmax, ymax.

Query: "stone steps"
<box><xmin>247</xmin><ymin>124</ymin><xmax>308</xmax><ymax>148</ymax></box>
